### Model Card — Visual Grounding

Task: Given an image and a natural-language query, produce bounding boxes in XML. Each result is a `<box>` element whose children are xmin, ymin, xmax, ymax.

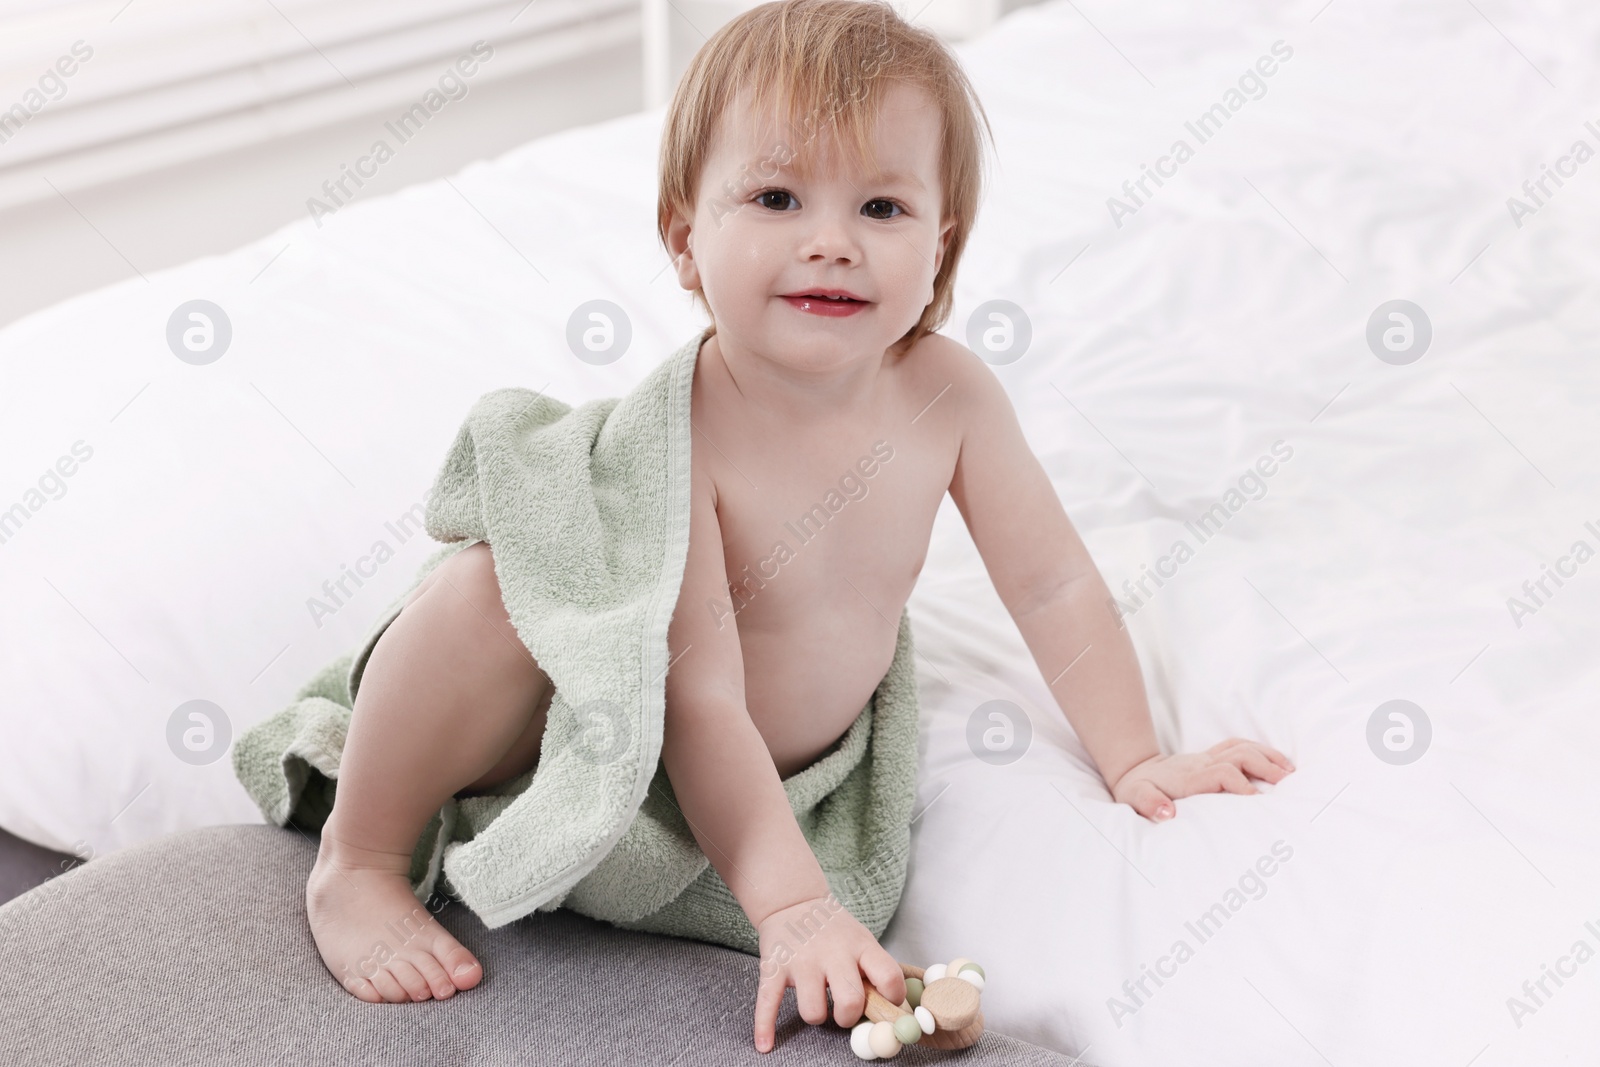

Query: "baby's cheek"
<box><xmin>879</xmin><ymin>242</ymin><xmax>937</xmax><ymax>309</ymax></box>
<box><xmin>702</xmin><ymin>240</ymin><xmax>774</xmax><ymax>323</ymax></box>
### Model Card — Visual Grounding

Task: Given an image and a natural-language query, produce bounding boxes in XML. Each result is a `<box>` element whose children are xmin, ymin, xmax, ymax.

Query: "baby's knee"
<box><xmin>400</xmin><ymin>543</ymin><xmax>490</xmax><ymax>611</ymax></box>
<box><xmin>424</xmin><ymin>543</ymin><xmax>520</xmax><ymax>640</ymax></box>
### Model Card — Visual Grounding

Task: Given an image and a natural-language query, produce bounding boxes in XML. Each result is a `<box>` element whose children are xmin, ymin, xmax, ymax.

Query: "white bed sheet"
<box><xmin>2</xmin><ymin>2</ymin><xmax>1596</xmax><ymax>1063</ymax></box>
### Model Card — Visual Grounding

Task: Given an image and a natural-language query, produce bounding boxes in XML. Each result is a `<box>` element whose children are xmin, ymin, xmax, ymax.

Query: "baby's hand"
<box><xmin>752</xmin><ymin>894</ymin><xmax>906</xmax><ymax>1054</ymax></box>
<box><xmin>1111</xmin><ymin>738</ymin><xmax>1295</xmax><ymax>822</ymax></box>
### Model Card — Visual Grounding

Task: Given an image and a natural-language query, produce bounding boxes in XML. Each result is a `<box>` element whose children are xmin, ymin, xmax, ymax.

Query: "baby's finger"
<box><xmin>753</xmin><ymin>969</ymin><xmax>788</xmax><ymax>1053</ymax></box>
<box><xmin>1123</xmin><ymin>778</ymin><xmax>1176</xmax><ymax>821</ymax></box>
<box><xmin>1211</xmin><ymin>737</ymin><xmax>1295</xmax><ymax>773</ymax></box>
<box><xmin>859</xmin><ymin>944</ymin><xmax>906</xmax><ymax>1005</ymax></box>
<box><xmin>1257</xmin><ymin>743</ymin><xmax>1296</xmax><ymax>772</ymax></box>
<box><xmin>794</xmin><ymin>965</ymin><xmax>831</xmax><ymax>1026</ymax></box>
<box><xmin>1226</xmin><ymin>747</ymin><xmax>1291</xmax><ymax>784</ymax></box>
<box><xmin>1206</xmin><ymin>737</ymin><xmax>1251</xmax><ymax>756</ymax></box>
<box><xmin>1205</xmin><ymin>762</ymin><xmax>1259</xmax><ymax>795</ymax></box>
<box><xmin>827</xmin><ymin>961</ymin><xmax>867</xmax><ymax>1028</ymax></box>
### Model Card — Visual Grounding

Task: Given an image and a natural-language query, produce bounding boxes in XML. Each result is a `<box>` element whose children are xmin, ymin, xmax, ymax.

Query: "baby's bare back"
<box><xmin>689</xmin><ymin>334</ymin><xmax>960</xmax><ymax>778</ymax></box>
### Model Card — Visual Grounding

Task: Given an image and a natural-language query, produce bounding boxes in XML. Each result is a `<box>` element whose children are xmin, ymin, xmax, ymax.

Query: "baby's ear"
<box><xmin>934</xmin><ymin>217</ymin><xmax>955</xmax><ymax>272</ymax></box>
<box><xmin>674</xmin><ymin>247</ymin><xmax>701</xmax><ymax>293</ymax></box>
<box><xmin>663</xmin><ymin>212</ymin><xmax>701</xmax><ymax>291</ymax></box>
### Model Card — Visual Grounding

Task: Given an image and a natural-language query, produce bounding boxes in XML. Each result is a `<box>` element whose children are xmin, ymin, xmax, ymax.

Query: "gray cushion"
<box><xmin>0</xmin><ymin>824</ymin><xmax>1088</xmax><ymax>1065</ymax></box>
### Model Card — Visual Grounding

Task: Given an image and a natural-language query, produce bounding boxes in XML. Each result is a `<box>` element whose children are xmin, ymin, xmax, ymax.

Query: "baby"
<box><xmin>305</xmin><ymin>0</ymin><xmax>1295</xmax><ymax>1053</ymax></box>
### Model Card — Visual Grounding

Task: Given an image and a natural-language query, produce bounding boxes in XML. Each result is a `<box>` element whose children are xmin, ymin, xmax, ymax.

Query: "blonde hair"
<box><xmin>657</xmin><ymin>0</ymin><xmax>994</xmax><ymax>356</ymax></box>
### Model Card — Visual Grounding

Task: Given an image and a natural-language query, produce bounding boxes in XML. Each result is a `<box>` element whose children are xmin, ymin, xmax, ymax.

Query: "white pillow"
<box><xmin>0</xmin><ymin>106</ymin><xmax>709</xmax><ymax>857</ymax></box>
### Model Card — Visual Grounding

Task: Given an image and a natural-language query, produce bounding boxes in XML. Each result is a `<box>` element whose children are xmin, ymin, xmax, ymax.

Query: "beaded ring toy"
<box><xmin>848</xmin><ymin>957</ymin><xmax>987</xmax><ymax>1060</ymax></box>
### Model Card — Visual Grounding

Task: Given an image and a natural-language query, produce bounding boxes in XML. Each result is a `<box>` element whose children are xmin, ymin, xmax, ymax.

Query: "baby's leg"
<box><xmin>305</xmin><ymin>541</ymin><xmax>552</xmax><ymax>1003</ymax></box>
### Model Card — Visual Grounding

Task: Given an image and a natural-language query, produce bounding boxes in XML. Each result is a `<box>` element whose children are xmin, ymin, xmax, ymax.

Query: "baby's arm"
<box><xmin>941</xmin><ymin>341</ymin><xmax>1295</xmax><ymax>818</ymax></box>
<box><xmin>661</xmin><ymin>442</ymin><xmax>905</xmax><ymax>1052</ymax></box>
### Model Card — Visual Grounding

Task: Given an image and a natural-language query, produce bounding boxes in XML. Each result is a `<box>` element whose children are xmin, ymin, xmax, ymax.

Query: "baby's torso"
<box><xmin>691</xmin><ymin>334</ymin><xmax>961</xmax><ymax>778</ymax></box>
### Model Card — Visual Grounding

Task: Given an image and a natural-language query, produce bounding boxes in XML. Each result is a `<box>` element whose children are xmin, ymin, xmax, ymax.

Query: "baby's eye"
<box><xmin>862</xmin><ymin>198</ymin><xmax>904</xmax><ymax>220</ymax></box>
<box><xmin>755</xmin><ymin>189</ymin><xmax>797</xmax><ymax>211</ymax></box>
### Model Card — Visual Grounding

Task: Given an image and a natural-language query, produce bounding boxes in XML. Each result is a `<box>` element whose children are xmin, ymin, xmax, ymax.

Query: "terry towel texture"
<box><xmin>231</xmin><ymin>326</ymin><xmax>921</xmax><ymax>955</ymax></box>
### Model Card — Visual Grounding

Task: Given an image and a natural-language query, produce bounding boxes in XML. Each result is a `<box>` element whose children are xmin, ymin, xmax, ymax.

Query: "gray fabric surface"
<box><xmin>0</xmin><ymin>823</ymin><xmax>1091</xmax><ymax>1066</ymax></box>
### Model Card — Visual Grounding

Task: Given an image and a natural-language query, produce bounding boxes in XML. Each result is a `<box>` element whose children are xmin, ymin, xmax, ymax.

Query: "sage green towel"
<box><xmin>231</xmin><ymin>325</ymin><xmax>921</xmax><ymax>955</ymax></box>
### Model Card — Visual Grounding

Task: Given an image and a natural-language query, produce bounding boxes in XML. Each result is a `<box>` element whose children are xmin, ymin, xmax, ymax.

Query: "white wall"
<box><xmin>0</xmin><ymin>0</ymin><xmax>644</xmax><ymax>330</ymax></box>
<box><xmin>0</xmin><ymin>44</ymin><xmax>643</xmax><ymax>330</ymax></box>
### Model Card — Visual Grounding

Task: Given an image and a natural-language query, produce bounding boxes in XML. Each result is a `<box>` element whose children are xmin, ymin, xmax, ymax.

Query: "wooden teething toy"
<box><xmin>847</xmin><ymin>957</ymin><xmax>987</xmax><ymax>1059</ymax></box>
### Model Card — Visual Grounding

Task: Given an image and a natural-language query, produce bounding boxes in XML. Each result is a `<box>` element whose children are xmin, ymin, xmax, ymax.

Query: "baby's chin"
<box><xmin>722</xmin><ymin>298</ymin><xmax>919</xmax><ymax>351</ymax></box>
<box><xmin>732</xmin><ymin>315</ymin><xmax>907</xmax><ymax>370</ymax></box>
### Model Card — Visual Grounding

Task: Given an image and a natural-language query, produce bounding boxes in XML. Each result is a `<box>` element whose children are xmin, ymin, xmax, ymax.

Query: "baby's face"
<box><xmin>674</xmin><ymin>81</ymin><xmax>954</xmax><ymax>372</ymax></box>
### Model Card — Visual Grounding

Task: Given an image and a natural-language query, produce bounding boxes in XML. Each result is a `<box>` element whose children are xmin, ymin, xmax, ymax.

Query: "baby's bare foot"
<box><xmin>305</xmin><ymin>838</ymin><xmax>483</xmax><ymax>1003</ymax></box>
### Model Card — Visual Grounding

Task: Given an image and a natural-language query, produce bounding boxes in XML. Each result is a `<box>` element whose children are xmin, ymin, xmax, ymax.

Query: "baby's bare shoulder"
<box><xmin>895</xmin><ymin>331</ymin><xmax>1002</xmax><ymax>436</ymax></box>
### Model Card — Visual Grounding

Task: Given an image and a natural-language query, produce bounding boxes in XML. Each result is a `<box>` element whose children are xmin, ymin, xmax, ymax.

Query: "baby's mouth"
<box><xmin>779</xmin><ymin>292</ymin><xmax>872</xmax><ymax>316</ymax></box>
<box><xmin>779</xmin><ymin>289</ymin><xmax>869</xmax><ymax>304</ymax></box>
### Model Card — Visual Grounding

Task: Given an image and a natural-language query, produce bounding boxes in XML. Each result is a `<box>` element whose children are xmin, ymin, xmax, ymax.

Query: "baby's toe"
<box><xmin>341</xmin><ymin>973</ymin><xmax>384</xmax><ymax>1004</ymax></box>
<box><xmin>437</xmin><ymin>941</ymin><xmax>482</xmax><ymax>991</ymax></box>
<box><xmin>409</xmin><ymin>951</ymin><xmax>458</xmax><ymax>1000</ymax></box>
<box><xmin>388</xmin><ymin>959</ymin><xmax>434</xmax><ymax>1001</ymax></box>
<box><xmin>368</xmin><ymin>966</ymin><xmax>411</xmax><ymax>1004</ymax></box>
